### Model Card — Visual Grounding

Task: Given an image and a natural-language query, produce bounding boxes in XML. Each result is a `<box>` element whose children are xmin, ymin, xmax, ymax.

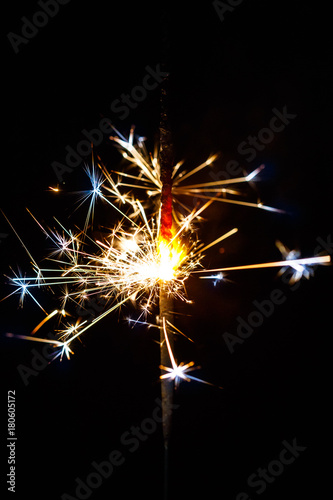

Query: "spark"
<box><xmin>5</xmin><ymin>332</ymin><xmax>69</xmax><ymax>360</ymax></box>
<box><xmin>3</xmin><ymin>269</ymin><xmax>47</xmax><ymax>313</ymax></box>
<box><xmin>194</xmin><ymin>255</ymin><xmax>331</xmax><ymax>274</ymax></box>
<box><xmin>275</xmin><ymin>240</ymin><xmax>317</xmax><ymax>284</ymax></box>
<box><xmin>126</xmin><ymin>317</ymin><xmax>160</xmax><ymax>329</ymax></box>
<box><xmin>31</xmin><ymin>309</ymin><xmax>60</xmax><ymax>335</ymax></box>
<box><xmin>200</xmin><ymin>272</ymin><xmax>224</xmax><ymax>286</ymax></box>
<box><xmin>5</xmin><ymin>332</ymin><xmax>64</xmax><ymax>347</ymax></box>
<box><xmin>73</xmin><ymin>164</ymin><xmax>104</xmax><ymax>232</ymax></box>
<box><xmin>192</xmin><ymin>228</ymin><xmax>238</xmax><ymax>257</ymax></box>
<box><xmin>160</xmin><ymin>318</ymin><xmax>221</xmax><ymax>388</ymax></box>
<box><xmin>1</xmin><ymin>210</ymin><xmax>42</xmax><ymax>275</ymax></box>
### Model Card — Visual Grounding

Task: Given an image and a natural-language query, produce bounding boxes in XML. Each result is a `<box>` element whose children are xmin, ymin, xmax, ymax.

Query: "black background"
<box><xmin>1</xmin><ymin>1</ymin><xmax>332</xmax><ymax>499</ymax></box>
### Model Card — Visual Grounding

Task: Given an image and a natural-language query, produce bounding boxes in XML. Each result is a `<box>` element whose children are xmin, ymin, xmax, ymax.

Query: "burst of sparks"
<box><xmin>109</xmin><ymin>127</ymin><xmax>284</xmax><ymax>218</ymax></box>
<box><xmin>2</xmin><ymin>127</ymin><xmax>331</xmax><ymax>388</ymax></box>
<box><xmin>5</xmin><ymin>208</ymin><xmax>206</xmax><ymax>354</ymax></box>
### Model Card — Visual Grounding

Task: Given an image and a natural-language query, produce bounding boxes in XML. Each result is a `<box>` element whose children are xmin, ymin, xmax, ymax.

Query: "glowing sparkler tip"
<box><xmin>157</xmin><ymin>237</ymin><xmax>186</xmax><ymax>282</ymax></box>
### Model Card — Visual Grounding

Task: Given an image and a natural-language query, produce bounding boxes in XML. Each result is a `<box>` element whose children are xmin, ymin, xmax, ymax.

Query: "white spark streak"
<box><xmin>160</xmin><ymin>318</ymin><xmax>220</xmax><ymax>388</ymax></box>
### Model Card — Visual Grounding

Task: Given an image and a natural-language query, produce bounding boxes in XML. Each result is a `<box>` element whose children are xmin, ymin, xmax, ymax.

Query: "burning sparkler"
<box><xmin>2</xmin><ymin>119</ymin><xmax>331</xmax><ymax>499</ymax></box>
<box><xmin>2</xmin><ymin>124</ymin><xmax>330</xmax><ymax>375</ymax></box>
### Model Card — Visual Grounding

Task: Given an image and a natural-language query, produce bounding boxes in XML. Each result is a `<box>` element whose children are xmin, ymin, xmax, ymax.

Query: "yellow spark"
<box><xmin>192</xmin><ymin>227</ymin><xmax>238</xmax><ymax>257</ymax></box>
<box><xmin>31</xmin><ymin>309</ymin><xmax>59</xmax><ymax>335</ymax></box>
<box><xmin>194</xmin><ymin>255</ymin><xmax>331</xmax><ymax>273</ymax></box>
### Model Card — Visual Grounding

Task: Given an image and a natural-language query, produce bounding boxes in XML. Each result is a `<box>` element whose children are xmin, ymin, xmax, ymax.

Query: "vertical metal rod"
<box><xmin>159</xmin><ymin>46</ymin><xmax>175</xmax><ymax>500</ymax></box>
<box><xmin>159</xmin><ymin>6</ymin><xmax>175</xmax><ymax>497</ymax></box>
